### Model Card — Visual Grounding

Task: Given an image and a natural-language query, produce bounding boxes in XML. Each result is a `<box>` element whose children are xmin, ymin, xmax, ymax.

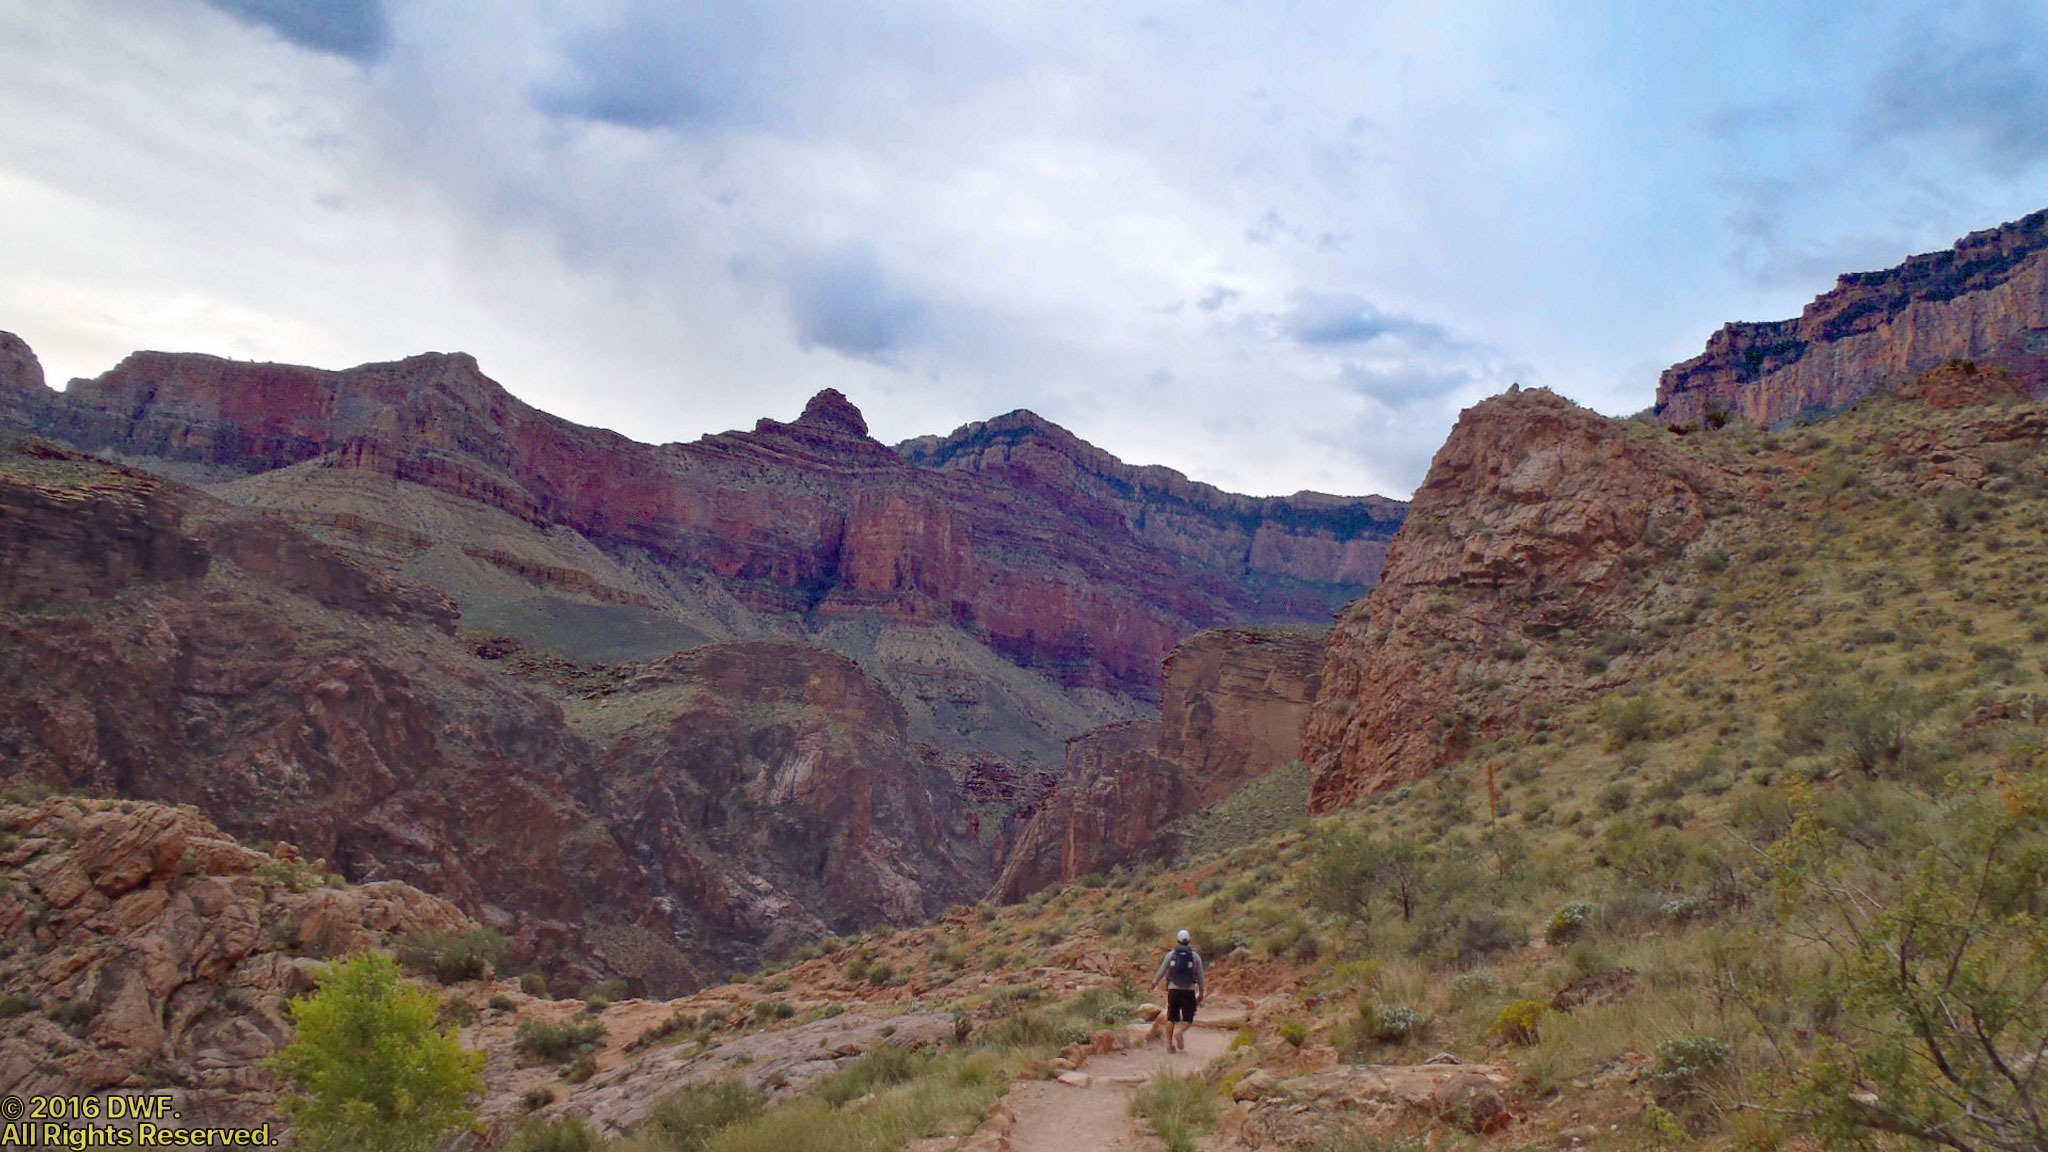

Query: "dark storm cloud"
<box><xmin>200</xmin><ymin>0</ymin><xmax>387</xmax><ymax>63</ymax></box>
<box><xmin>1284</xmin><ymin>292</ymin><xmax>1451</xmax><ymax>348</ymax></box>
<box><xmin>784</xmin><ymin>246</ymin><xmax>924</xmax><ymax>363</ymax></box>
<box><xmin>1857</xmin><ymin>2</ymin><xmax>2048</xmax><ymax>174</ymax></box>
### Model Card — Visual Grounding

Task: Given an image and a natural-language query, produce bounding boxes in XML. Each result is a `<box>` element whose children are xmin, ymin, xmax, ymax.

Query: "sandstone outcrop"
<box><xmin>0</xmin><ymin>796</ymin><xmax>473</xmax><ymax>1127</ymax></box>
<box><xmin>993</xmin><ymin>626</ymin><xmax>1325</xmax><ymax>898</ymax></box>
<box><xmin>1303</xmin><ymin>388</ymin><xmax>1743</xmax><ymax>810</ymax></box>
<box><xmin>9</xmin><ymin>340</ymin><xmax>1400</xmax><ymax>700</ymax></box>
<box><xmin>1656</xmin><ymin>207</ymin><xmax>2048</xmax><ymax>428</ymax></box>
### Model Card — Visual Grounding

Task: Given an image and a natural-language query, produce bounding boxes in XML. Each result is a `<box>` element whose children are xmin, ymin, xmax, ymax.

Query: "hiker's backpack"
<box><xmin>1169</xmin><ymin>944</ymin><xmax>1197</xmax><ymax>983</ymax></box>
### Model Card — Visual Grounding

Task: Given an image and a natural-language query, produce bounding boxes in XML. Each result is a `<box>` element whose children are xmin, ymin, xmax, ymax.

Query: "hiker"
<box><xmin>1147</xmin><ymin>928</ymin><xmax>1205</xmax><ymax>1053</ymax></box>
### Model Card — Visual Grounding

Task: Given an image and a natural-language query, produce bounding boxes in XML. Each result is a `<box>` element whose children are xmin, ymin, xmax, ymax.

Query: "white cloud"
<box><xmin>2</xmin><ymin>0</ymin><xmax>2045</xmax><ymax>496</ymax></box>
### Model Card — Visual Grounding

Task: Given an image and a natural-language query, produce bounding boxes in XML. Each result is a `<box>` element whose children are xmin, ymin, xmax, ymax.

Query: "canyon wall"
<box><xmin>1656</xmin><ymin>208</ymin><xmax>2048</xmax><ymax>428</ymax></box>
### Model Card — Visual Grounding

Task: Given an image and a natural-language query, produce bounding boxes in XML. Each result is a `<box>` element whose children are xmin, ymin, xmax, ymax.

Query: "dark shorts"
<box><xmin>1167</xmin><ymin>988</ymin><xmax>1199</xmax><ymax>1023</ymax></box>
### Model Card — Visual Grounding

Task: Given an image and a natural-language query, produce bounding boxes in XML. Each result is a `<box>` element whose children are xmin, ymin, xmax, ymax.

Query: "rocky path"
<box><xmin>1007</xmin><ymin>1013</ymin><xmax>1236</xmax><ymax>1152</ymax></box>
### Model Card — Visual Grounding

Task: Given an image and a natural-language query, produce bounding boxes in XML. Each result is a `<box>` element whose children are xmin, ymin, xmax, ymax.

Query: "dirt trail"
<box><xmin>1008</xmin><ymin>1015</ymin><xmax>1236</xmax><ymax>1152</ymax></box>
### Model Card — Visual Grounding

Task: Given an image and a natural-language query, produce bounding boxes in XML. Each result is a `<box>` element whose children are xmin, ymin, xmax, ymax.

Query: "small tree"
<box><xmin>1308</xmin><ymin>829</ymin><xmax>1431</xmax><ymax>927</ymax></box>
<box><xmin>270</xmin><ymin>950</ymin><xmax>486</xmax><ymax>1152</ymax></box>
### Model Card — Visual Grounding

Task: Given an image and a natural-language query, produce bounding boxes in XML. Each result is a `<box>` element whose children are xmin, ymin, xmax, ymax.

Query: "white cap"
<box><xmin>1177</xmin><ymin>929</ymin><xmax>1191</xmax><ymax>943</ymax></box>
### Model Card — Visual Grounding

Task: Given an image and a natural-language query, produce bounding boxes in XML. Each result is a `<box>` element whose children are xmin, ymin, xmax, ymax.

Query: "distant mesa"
<box><xmin>1655</xmin><ymin>206</ymin><xmax>2048</xmax><ymax>428</ymax></box>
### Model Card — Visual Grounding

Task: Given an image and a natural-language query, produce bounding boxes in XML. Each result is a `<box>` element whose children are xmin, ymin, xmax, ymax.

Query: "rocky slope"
<box><xmin>1303</xmin><ymin>387</ymin><xmax>1746</xmax><ymax>810</ymax></box>
<box><xmin>0</xmin><ymin>436</ymin><xmax>992</xmax><ymax>993</ymax></box>
<box><xmin>0</xmin><ymin>340</ymin><xmax>1402</xmax><ymax>703</ymax></box>
<box><xmin>0</xmin><ymin>796</ymin><xmax>473</xmax><ymax>1127</ymax></box>
<box><xmin>993</xmin><ymin>626</ymin><xmax>1326</xmax><ymax>898</ymax></box>
<box><xmin>1655</xmin><ymin>206</ymin><xmax>2048</xmax><ymax>428</ymax></box>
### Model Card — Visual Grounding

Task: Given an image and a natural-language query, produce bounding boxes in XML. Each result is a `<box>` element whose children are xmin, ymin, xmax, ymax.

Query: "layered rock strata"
<box><xmin>1656</xmin><ymin>207</ymin><xmax>2048</xmax><ymax>428</ymax></box>
<box><xmin>0</xmin><ymin>336</ymin><xmax>1402</xmax><ymax>700</ymax></box>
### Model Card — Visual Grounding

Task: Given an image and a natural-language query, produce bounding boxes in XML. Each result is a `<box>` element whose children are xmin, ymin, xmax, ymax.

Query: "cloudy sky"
<box><xmin>3</xmin><ymin>1</ymin><xmax>2044</xmax><ymax>497</ymax></box>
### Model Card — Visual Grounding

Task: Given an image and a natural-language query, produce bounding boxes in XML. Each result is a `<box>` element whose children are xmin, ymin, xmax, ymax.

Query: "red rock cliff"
<box><xmin>13</xmin><ymin>342</ymin><xmax>1401</xmax><ymax>699</ymax></box>
<box><xmin>1656</xmin><ymin>208</ymin><xmax>2048</xmax><ymax>428</ymax></box>
<box><xmin>1303</xmin><ymin>387</ymin><xmax>1743</xmax><ymax>811</ymax></box>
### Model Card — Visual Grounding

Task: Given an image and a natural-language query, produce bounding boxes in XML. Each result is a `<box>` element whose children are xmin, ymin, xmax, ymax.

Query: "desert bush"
<box><xmin>1601</xmin><ymin>696</ymin><xmax>1661</xmax><ymax>748</ymax></box>
<box><xmin>1487</xmin><ymin>1000</ymin><xmax>1546</xmax><ymax>1046</ymax></box>
<box><xmin>1778</xmin><ymin>683</ymin><xmax>1926</xmax><ymax>776</ymax></box>
<box><xmin>1542</xmin><ymin>900</ymin><xmax>1597</xmax><ymax>945</ymax></box>
<box><xmin>514</xmin><ymin>1017</ymin><xmax>606</xmax><ymax>1064</ymax></box>
<box><xmin>519</xmin><ymin>973</ymin><xmax>549</xmax><ymax>997</ymax></box>
<box><xmin>1280</xmin><ymin>1018</ymin><xmax>1310</xmax><ymax>1047</ymax></box>
<box><xmin>1367</xmin><ymin>1004</ymin><xmax>1429</xmax><ymax>1044</ymax></box>
<box><xmin>393</xmin><ymin>927</ymin><xmax>504</xmax><ymax>985</ymax></box>
<box><xmin>1649</xmin><ymin>1035</ymin><xmax>1732</xmax><ymax>1103</ymax></box>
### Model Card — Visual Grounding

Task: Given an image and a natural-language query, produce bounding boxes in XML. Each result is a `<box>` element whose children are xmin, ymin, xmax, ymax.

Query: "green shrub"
<box><xmin>562</xmin><ymin>1051</ymin><xmax>596</xmax><ymax>1084</ymax></box>
<box><xmin>487</xmin><ymin>993</ymin><xmax>516</xmax><ymax>1012</ymax></box>
<box><xmin>268</xmin><ymin>951</ymin><xmax>486</xmax><ymax>1152</ymax></box>
<box><xmin>393</xmin><ymin>928</ymin><xmax>504</xmax><ymax>985</ymax></box>
<box><xmin>1131</xmin><ymin>1071</ymin><xmax>1219</xmax><ymax>1152</ymax></box>
<box><xmin>1566</xmin><ymin>941</ymin><xmax>1618</xmax><ymax>977</ymax></box>
<box><xmin>514</xmin><ymin>1017</ymin><xmax>606</xmax><ymax>1064</ymax></box>
<box><xmin>1279</xmin><ymin>1018</ymin><xmax>1310</xmax><ymax>1047</ymax></box>
<box><xmin>1601</xmin><ymin>696</ymin><xmax>1661</xmax><ymax>748</ymax></box>
<box><xmin>519</xmin><ymin>973</ymin><xmax>550</xmax><ymax>997</ymax></box>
